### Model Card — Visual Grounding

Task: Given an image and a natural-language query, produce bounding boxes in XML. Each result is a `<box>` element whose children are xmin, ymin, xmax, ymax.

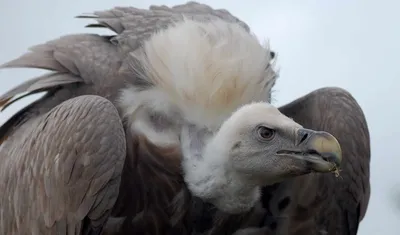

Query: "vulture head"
<box><xmin>117</xmin><ymin>18</ymin><xmax>342</xmax><ymax>214</ymax></box>
<box><xmin>180</xmin><ymin>102</ymin><xmax>342</xmax><ymax>214</ymax></box>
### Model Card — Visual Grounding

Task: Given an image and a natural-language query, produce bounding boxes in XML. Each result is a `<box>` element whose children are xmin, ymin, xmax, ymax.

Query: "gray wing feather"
<box><xmin>0</xmin><ymin>51</ymin><xmax>68</xmax><ymax>72</ymax></box>
<box><xmin>0</xmin><ymin>73</ymin><xmax>81</xmax><ymax>111</ymax></box>
<box><xmin>278</xmin><ymin>87</ymin><xmax>371</xmax><ymax>235</ymax></box>
<box><xmin>0</xmin><ymin>33</ymin><xmax>123</xmax><ymax>142</ymax></box>
<box><xmin>0</xmin><ymin>33</ymin><xmax>121</xmax><ymax>110</ymax></box>
<box><xmin>79</xmin><ymin>2</ymin><xmax>250</xmax><ymax>33</ymax></box>
<box><xmin>0</xmin><ymin>34</ymin><xmax>119</xmax><ymax>83</ymax></box>
<box><xmin>26</xmin><ymin>73</ymin><xmax>81</xmax><ymax>91</ymax></box>
<box><xmin>76</xmin><ymin>2</ymin><xmax>250</xmax><ymax>53</ymax></box>
<box><xmin>0</xmin><ymin>95</ymin><xmax>126</xmax><ymax>234</ymax></box>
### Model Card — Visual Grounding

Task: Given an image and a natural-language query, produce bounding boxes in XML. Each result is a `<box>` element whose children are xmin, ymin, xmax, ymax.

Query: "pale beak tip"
<box><xmin>311</xmin><ymin>131</ymin><xmax>342</xmax><ymax>167</ymax></box>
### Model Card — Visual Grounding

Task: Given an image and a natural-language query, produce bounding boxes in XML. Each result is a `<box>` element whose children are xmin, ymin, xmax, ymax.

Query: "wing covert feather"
<box><xmin>278</xmin><ymin>87</ymin><xmax>370</xmax><ymax>235</ymax></box>
<box><xmin>76</xmin><ymin>1</ymin><xmax>250</xmax><ymax>54</ymax></box>
<box><xmin>0</xmin><ymin>95</ymin><xmax>126</xmax><ymax>235</ymax></box>
<box><xmin>0</xmin><ymin>33</ymin><xmax>124</xmax><ymax>144</ymax></box>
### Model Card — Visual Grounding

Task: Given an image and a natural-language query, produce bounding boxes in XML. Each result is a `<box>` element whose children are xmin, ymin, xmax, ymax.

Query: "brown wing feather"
<box><xmin>75</xmin><ymin>2</ymin><xmax>250</xmax><ymax>54</ymax></box>
<box><xmin>0</xmin><ymin>33</ymin><xmax>124</xmax><ymax>147</ymax></box>
<box><xmin>0</xmin><ymin>95</ymin><xmax>126</xmax><ymax>234</ymax></box>
<box><xmin>76</xmin><ymin>2</ymin><xmax>250</xmax><ymax>34</ymax></box>
<box><xmin>107</xmin><ymin>132</ymin><xmax>193</xmax><ymax>235</ymax></box>
<box><xmin>277</xmin><ymin>87</ymin><xmax>371</xmax><ymax>235</ymax></box>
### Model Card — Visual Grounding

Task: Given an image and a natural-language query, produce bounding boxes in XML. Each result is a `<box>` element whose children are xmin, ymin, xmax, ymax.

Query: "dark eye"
<box><xmin>257</xmin><ymin>126</ymin><xmax>275</xmax><ymax>140</ymax></box>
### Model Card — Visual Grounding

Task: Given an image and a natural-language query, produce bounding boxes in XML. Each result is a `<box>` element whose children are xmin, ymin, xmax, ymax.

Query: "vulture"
<box><xmin>0</xmin><ymin>2</ymin><xmax>370</xmax><ymax>235</ymax></box>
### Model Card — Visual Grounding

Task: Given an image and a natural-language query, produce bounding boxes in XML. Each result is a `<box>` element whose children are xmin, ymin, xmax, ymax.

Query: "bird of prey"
<box><xmin>0</xmin><ymin>2</ymin><xmax>370</xmax><ymax>235</ymax></box>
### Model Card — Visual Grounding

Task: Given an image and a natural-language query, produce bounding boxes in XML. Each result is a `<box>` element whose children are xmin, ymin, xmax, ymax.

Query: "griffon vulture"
<box><xmin>0</xmin><ymin>2</ymin><xmax>370</xmax><ymax>235</ymax></box>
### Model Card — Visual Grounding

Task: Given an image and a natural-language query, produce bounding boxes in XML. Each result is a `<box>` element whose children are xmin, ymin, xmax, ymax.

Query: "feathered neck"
<box><xmin>181</xmin><ymin>129</ymin><xmax>261</xmax><ymax>214</ymax></box>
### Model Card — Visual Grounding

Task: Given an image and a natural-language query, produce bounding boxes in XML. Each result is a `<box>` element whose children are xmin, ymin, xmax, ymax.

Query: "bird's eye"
<box><xmin>257</xmin><ymin>126</ymin><xmax>275</xmax><ymax>141</ymax></box>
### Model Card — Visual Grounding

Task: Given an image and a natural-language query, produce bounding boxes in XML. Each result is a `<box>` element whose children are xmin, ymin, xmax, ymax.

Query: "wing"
<box><xmin>277</xmin><ymin>87</ymin><xmax>371</xmax><ymax>235</ymax></box>
<box><xmin>0</xmin><ymin>34</ymin><xmax>125</xmax><ymax>145</ymax></box>
<box><xmin>0</xmin><ymin>2</ymin><xmax>251</xmax><ymax>144</ymax></box>
<box><xmin>0</xmin><ymin>95</ymin><xmax>126</xmax><ymax>234</ymax></box>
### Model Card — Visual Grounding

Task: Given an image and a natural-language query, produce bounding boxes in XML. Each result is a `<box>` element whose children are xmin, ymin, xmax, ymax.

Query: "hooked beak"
<box><xmin>277</xmin><ymin>128</ymin><xmax>342</xmax><ymax>173</ymax></box>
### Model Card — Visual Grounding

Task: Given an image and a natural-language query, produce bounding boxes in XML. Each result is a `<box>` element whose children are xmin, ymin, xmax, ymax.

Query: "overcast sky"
<box><xmin>0</xmin><ymin>0</ymin><xmax>398</xmax><ymax>234</ymax></box>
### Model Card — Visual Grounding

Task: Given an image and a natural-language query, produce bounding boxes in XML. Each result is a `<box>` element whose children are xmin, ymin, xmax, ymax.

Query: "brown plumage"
<box><xmin>280</xmin><ymin>88</ymin><xmax>370</xmax><ymax>235</ymax></box>
<box><xmin>109</xmin><ymin>133</ymin><xmax>191</xmax><ymax>234</ymax></box>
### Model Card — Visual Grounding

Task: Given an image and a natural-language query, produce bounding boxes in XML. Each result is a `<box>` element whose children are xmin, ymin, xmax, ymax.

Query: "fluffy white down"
<box><xmin>119</xmin><ymin>18</ymin><xmax>277</xmax><ymax>143</ymax></box>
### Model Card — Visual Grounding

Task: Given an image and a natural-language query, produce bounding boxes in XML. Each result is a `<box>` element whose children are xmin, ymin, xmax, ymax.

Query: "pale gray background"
<box><xmin>0</xmin><ymin>0</ymin><xmax>398</xmax><ymax>234</ymax></box>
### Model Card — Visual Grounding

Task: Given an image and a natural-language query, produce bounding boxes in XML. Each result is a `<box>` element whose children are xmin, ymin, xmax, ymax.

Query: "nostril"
<box><xmin>299</xmin><ymin>133</ymin><xmax>308</xmax><ymax>145</ymax></box>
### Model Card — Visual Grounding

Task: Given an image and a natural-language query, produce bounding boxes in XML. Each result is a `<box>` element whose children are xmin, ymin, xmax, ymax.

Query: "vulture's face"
<box><xmin>181</xmin><ymin>102</ymin><xmax>342</xmax><ymax>214</ymax></box>
<box><xmin>215</xmin><ymin>102</ymin><xmax>342</xmax><ymax>184</ymax></box>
